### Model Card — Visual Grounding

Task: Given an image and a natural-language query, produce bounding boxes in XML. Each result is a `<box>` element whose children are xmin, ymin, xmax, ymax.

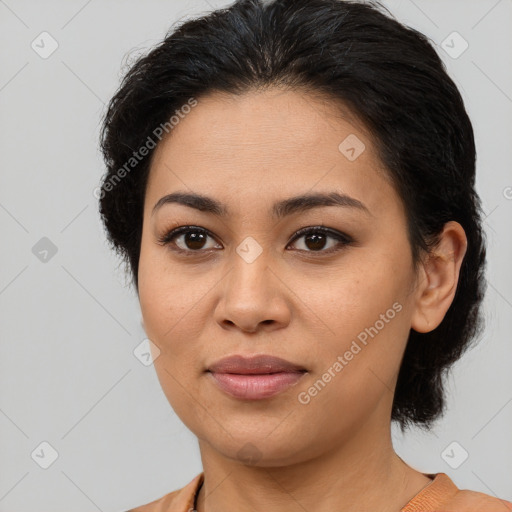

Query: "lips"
<box><xmin>207</xmin><ymin>354</ymin><xmax>307</xmax><ymax>400</ymax></box>
<box><xmin>207</xmin><ymin>354</ymin><xmax>307</xmax><ymax>374</ymax></box>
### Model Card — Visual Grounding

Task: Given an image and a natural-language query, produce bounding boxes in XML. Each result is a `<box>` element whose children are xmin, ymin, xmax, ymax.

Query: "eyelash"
<box><xmin>156</xmin><ymin>225</ymin><xmax>353</xmax><ymax>257</ymax></box>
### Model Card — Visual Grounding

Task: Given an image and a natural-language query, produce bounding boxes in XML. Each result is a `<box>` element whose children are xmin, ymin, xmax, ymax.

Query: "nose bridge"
<box><xmin>227</xmin><ymin>242</ymin><xmax>273</xmax><ymax>301</ymax></box>
<box><xmin>215</xmin><ymin>241</ymin><xmax>290</xmax><ymax>331</ymax></box>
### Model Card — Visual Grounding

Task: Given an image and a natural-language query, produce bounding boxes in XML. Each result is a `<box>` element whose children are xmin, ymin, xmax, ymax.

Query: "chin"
<box><xmin>201</xmin><ymin>429</ymin><xmax>315</xmax><ymax>468</ymax></box>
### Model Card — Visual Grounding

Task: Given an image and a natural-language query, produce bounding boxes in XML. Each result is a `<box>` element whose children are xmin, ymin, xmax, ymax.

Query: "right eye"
<box><xmin>156</xmin><ymin>225</ymin><xmax>222</xmax><ymax>254</ymax></box>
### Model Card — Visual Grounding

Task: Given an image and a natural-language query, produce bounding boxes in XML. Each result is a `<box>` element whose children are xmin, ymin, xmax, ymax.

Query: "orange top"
<box><xmin>127</xmin><ymin>472</ymin><xmax>512</xmax><ymax>512</ymax></box>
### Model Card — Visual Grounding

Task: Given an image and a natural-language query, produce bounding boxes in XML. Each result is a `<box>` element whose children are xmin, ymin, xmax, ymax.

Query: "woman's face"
<box><xmin>138</xmin><ymin>88</ymin><xmax>423</xmax><ymax>466</ymax></box>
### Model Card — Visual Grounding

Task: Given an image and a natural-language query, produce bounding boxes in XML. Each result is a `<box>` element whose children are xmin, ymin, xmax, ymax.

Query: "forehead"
<box><xmin>145</xmin><ymin>88</ymin><xmax>399</xmax><ymax>219</ymax></box>
<box><xmin>153</xmin><ymin>88</ymin><xmax>374</xmax><ymax>164</ymax></box>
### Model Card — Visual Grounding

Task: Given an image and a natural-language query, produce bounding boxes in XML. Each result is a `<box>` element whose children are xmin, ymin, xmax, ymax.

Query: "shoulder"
<box><xmin>402</xmin><ymin>472</ymin><xmax>511</xmax><ymax>512</ymax></box>
<box><xmin>126</xmin><ymin>473</ymin><xmax>204</xmax><ymax>512</ymax></box>
<box><xmin>440</xmin><ymin>488</ymin><xmax>512</xmax><ymax>512</ymax></box>
<box><xmin>431</xmin><ymin>473</ymin><xmax>512</xmax><ymax>512</ymax></box>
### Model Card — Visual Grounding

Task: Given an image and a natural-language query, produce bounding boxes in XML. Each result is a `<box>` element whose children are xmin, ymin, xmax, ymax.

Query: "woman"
<box><xmin>98</xmin><ymin>0</ymin><xmax>511</xmax><ymax>510</ymax></box>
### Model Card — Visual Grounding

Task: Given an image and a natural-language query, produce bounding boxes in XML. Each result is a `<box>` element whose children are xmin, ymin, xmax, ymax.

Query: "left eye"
<box><xmin>157</xmin><ymin>226</ymin><xmax>352</xmax><ymax>255</ymax></box>
<box><xmin>287</xmin><ymin>226</ymin><xmax>352</xmax><ymax>254</ymax></box>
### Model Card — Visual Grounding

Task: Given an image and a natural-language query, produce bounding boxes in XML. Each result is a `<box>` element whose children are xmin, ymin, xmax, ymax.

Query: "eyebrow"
<box><xmin>151</xmin><ymin>191</ymin><xmax>371</xmax><ymax>219</ymax></box>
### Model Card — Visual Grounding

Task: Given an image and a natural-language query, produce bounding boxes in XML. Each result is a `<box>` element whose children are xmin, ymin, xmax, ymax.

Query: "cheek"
<box><xmin>138</xmin><ymin>242</ymin><xmax>200</xmax><ymax>342</ymax></box>
<box><xmin>137</xmin><ymin>251</ymin><xmax>217</xmax><ymax>405</ymax></box>
<box><xmin>138</xmin><ymin>258</ymin><xmax>205</xmax><ymax>424</ymax></box>
<box><xmin>290</xmin><ymin>253</ymin><xmax>413</xmax><ymax>383</ymax></box>
<box><xmin>139</xmin><ymin>276</ymin><xmax>202</xmax><ymax>358</ymax></box>
<box><xmin>292</xmin><ymin>255</ymin><xmax>406</xmax><ymax>328</ymax></box>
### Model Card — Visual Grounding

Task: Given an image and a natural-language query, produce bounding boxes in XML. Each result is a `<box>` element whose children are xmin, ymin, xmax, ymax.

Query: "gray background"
<box><xmin>0</xmin><ymin>0</ymin><xmax>511</xmax><ymax>510</ymax></box>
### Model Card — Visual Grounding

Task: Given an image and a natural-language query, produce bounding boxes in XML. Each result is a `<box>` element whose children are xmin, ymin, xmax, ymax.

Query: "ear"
<box><xmin>411</xmin><ymin>221</ymin><xmax>468</xmax><ymax>333</ymax></box>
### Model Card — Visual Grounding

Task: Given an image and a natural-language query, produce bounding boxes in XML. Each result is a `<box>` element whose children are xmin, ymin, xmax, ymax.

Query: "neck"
<box><xmin>195</xmin><ymin>407</ymin><xmax>432</xmax><ymax>512</ymax></box>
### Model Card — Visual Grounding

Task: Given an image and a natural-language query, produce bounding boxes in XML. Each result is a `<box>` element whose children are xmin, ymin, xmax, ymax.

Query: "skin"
<box><xmin>137</xmin><ymin>88</ymin><xmax>467</xmax><ymax>512</ymax></box>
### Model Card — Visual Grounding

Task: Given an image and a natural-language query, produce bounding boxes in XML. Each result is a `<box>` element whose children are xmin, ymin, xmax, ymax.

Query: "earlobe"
<box><xmin>410</xmin><ymin>221</ymin><xmax>468</xmax><ymax>334</ymax></box>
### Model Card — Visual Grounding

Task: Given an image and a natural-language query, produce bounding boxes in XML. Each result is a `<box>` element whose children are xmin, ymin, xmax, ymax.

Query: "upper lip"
<box><xmin>207</xmin><ymin>354</ymin><xmax>307</xmax><ymax>374</ymax></box>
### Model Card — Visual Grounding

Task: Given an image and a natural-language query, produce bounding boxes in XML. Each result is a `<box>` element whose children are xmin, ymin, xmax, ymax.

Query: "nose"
<box><xmin>214</xmin><ymin>251</ymin><xmax>291</xmax><ymax>334</ymax></box>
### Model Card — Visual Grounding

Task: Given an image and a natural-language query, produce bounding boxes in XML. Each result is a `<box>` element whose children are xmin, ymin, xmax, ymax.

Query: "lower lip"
<box><xmin>208</xmin><ymin>371</ymin><xmax>306</xmax><ymax>400</ymax></box>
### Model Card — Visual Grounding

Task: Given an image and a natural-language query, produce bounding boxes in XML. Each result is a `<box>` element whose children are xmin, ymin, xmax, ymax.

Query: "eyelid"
<box><xmin>288</xmin><ymin>226</ymin><xmax>352</xmax><ymax>245</ymax></box>
<box><xmin>156</xmin><ymin>225</ymin><xmax>221</xmax><ymax>251</ymax></box>
<box><xmin>156</xmin><ymin>224</ymin><xmax>353</xmax><ymax>255</ymax></box>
